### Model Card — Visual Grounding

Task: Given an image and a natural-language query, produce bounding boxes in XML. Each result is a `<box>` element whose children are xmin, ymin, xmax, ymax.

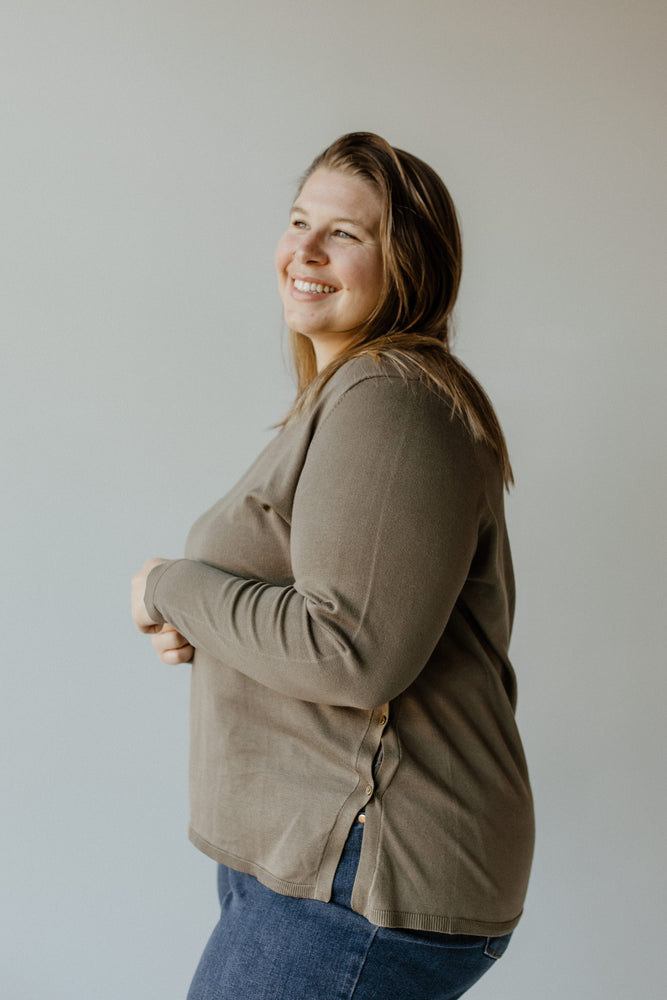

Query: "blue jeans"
<box><xmin>187</xmin><ymin>820</ymin><xmax>512</xmax><ymax>999</ymax></box>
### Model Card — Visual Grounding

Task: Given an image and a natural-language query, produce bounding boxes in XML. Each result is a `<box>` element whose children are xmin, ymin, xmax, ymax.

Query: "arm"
<box><xmin>144</xmin><ymin>378</ymin><xmax>484</xmax><ymax>708</ymax></box>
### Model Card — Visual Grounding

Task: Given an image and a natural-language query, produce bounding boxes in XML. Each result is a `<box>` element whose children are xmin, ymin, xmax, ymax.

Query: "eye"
<box><xmin>333</xmin><ymin>229</ymin><xmax>355</xmax><ymax>240</ymax></box>
<box><xmin>290</xmin><ymin>218</ymin><xmax>307</xmax><ymax>229</ymax></box>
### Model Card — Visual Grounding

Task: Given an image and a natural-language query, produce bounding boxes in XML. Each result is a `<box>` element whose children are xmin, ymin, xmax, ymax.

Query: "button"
<box><xmin>378</xmin><ymin>714</ymin><xmax>387</xmax><ymax>726</ymax></box>
<box><xmin>365</xmin><ymin>784</ymin><xmax>373</xmax><ymax>796</ymax></box>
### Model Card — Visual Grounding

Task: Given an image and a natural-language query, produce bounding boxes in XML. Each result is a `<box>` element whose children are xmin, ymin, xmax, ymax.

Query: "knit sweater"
<box><xmin>144</xmin><ymin>355</ymin><xmax>534</xmax><ymax>935</ymax></box>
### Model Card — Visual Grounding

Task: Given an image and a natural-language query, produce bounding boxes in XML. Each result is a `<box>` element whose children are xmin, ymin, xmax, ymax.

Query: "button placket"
<box><xmin>360</xmin><ymin>708</ymin><xmax>387</xmax><ymax>807</ymax></box>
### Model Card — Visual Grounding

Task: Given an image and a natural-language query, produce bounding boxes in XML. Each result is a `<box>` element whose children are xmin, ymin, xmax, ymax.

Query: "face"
<box><xmin>275</xmin><ymin>168</ymin><xmax>385</xmax><ymax>369</ymax></box>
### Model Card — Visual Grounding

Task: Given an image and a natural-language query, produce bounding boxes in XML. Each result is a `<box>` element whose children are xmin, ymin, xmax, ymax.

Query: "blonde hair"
<box><xmin>284</xmin><ymin>132</ymin><xmax>513</xmax><ymax>488</ymax></box>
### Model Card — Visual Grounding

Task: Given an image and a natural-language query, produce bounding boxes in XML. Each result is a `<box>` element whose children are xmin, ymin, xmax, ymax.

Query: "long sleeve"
<box><xmin>141</xmin><ymin>360</ymin><xmax>533</xmax><ymax>934</ymax></box>
<box><xmin>144</xmin><ymin>375</ymin><xmax>486</xmax><ymax>709</ymax></box>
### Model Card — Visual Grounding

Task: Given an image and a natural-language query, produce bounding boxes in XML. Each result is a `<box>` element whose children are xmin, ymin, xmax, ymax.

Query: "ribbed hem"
<box><xmin>189</xmin><ymin>824</ymin><xmax>523</xmax><ymax>936</ymax></box>
<box><xmin>365</xmin><ymin>906</ymin><xmax>522</xmax><ymax>937</ymax></box>
<box><xmin>189</xmin><ymin>826</ymin><xmax>318</xmax><ymax>899</ymax></box>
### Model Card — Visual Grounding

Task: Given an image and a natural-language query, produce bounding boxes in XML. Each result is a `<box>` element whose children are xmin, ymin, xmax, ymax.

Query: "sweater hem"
<box><xmin>364</xmin><ymin>906</ymin><xmax>522</xmax><ymax>937</ymax></box>
<box><xmin>189</xmin><ymin>826</ymin><xmax>319</xmax><ymax>899</ymax></box>
<box><xmin>190</xmin><ymin>825</ymin><xmax>523</xmax><ymax>936</ymax></box>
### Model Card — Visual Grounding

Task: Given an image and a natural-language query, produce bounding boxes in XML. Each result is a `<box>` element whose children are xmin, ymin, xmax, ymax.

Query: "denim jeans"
<box><xmin>187</xmin><ymin>820</ymin><xmax>512</xmax><ymax>999</ymax></box>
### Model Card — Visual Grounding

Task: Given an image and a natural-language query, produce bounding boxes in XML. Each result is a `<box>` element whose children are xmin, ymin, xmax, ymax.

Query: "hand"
<box><xmin>151</xmin><ymin>624</ymin><xmax>194</xmax><ymax>665</ymax></box>
<box><xmin>131</xmin><ymin>558</ymin><xmax>169</xmax><ymax>633</ymax></box>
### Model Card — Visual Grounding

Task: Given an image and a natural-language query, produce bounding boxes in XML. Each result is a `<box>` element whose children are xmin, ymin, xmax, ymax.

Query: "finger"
<box><xmin>137</xmin><ymin>621</ymin><xmax>163</xmax><ymax>635</ymax></box>
<box><xmin>151</xmin><ymin>627</ymin><xmax>190</xmax><ymax>655</ymax></box>
<box><xmin>158</xmin><ymin>623</ymin><xmax>187</xmax><ymax>640</ymax></box>
<box><xmin>159</xmin><ymin>645</ymin><xmax>194</xmax><ymax>665</ymax></box>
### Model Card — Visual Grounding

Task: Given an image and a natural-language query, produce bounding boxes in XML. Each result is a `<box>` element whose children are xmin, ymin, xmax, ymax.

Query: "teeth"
<box><xmin>294</xmin><ymin>279</ymin><xmax>336</xmax><ymax>294</ymax></box>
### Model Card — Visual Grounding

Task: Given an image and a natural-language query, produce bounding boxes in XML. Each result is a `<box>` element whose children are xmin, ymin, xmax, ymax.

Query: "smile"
<box><xmin>293</xmin><ymin>279</ymin><xmax>337</xmax><ymax>294</ymax></box>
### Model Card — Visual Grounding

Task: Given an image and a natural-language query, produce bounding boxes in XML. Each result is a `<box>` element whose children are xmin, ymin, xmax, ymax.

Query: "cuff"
<box><xmin>143</xmin><ymin>561</ymin><xmax>177</xmax><ymax>625</ymax></box>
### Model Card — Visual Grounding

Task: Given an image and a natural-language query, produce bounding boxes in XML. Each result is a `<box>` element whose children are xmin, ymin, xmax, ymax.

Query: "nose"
<box><xmin>294</xmin><ymin>231</ymin><xmax>328</xmax><ymax>264</ymax></box>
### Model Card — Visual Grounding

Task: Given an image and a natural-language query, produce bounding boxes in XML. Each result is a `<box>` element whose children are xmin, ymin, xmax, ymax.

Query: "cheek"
<box><xmin>357</xmin><ymin>261</ymin><xmax>384</xmax><ymax>305</ymax></box>
<box><xmin>368</xmin><ymin>258</ymin><xmax>385</xmax><ymax>302</ymax></box>
<box><xmin>275</xmin><ymin>232</ymin><xmax>297</xmax><ymax>267</ymax></box>
<box><xmin>274</xmin><ymin>238</ymin><xmax>290</xmax><ymax>279</ymax></box>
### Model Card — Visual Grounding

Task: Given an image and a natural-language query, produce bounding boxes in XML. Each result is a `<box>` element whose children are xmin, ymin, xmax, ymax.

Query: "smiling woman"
<box><xmin>131</xmin><ymin>132</ymin><xmax>534</xmax><ymax>1000</ymax></box>
<box><xmin>275</xmin><ymin>169</ymin><xmax>385</xmax><ymax>368</ymax></box>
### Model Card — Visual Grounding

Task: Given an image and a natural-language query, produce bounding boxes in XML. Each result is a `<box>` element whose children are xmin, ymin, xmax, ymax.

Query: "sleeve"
<box><xmin>144</xmin><ymin>377</ymin><xmax>484</xmax><ymax>709</ymax></box>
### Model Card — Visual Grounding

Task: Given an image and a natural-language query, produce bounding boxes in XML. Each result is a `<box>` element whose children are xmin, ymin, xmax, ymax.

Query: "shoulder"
<box><xmin>316</xmin><ymin>355</ymin><xmax>460</xmax><ymax>439</ymax></box>
<box><xmin>313</xmin><ymin>357</ymin><xmax>483</xmax><ymax>475</ymax></box>
<box><xmin>316</xmin><ymin>355</ymin><xmax>505</xmax><ymax>498</ymax></box>
<box><xmin>317</xmin><ymin>355</ymin><xmax>436</xmax><ymax>417</ymax></box>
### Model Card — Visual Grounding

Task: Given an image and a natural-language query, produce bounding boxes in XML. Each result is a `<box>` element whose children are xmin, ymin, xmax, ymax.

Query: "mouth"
<box><xmin>292</xmin><ymin>278</ymin><xmax>338</xmax><ymax>295</ymax></box>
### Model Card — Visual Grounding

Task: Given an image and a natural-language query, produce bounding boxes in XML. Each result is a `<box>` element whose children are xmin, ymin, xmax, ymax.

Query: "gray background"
<box><xmin>2</xmin><ymin>1</ymin><xmax>665</xmax><ymax>997</ymax></box>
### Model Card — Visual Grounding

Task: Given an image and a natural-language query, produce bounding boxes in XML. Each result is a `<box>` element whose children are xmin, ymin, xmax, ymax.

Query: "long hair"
<box><xmin>283</xmin><ymin>132</ymin><xmax>513</xmax><ymax>488</ymax></box>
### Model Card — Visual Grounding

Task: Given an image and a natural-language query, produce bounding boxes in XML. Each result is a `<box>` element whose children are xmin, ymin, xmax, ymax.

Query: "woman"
<box><xmin>132</xmin><ymin>132</ymin><xmax>534</xmax><ymax>1000</ymax></box>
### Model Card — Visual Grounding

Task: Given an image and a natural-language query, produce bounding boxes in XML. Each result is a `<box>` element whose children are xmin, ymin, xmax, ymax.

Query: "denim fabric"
<box><xmin>187</xmin><ymin>821</ymin><xmax>511</xmax><ymax>1000</ymax></box>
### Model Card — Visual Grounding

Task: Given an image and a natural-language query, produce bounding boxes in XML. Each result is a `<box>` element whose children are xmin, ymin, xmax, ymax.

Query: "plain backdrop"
<box><xmin>2</xmin><ymin>1</ymin><xmax>665</xmax><ymax>998</ymax></box>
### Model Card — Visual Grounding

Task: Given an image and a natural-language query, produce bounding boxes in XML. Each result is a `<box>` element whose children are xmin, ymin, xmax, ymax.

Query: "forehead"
<box><xmin>294</xmin><ymin>168</ymin><xmax>383</xmax><ymax>229</ymax></box>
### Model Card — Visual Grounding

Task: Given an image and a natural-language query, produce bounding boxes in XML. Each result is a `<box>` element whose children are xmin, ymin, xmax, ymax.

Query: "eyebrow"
<box><xmin>290</xmin><ymin>204</ymin><xmax>375</xmax><ymax>236</ymax></box>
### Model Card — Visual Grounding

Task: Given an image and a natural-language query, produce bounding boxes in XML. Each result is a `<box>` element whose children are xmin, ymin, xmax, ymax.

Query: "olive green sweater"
<box><xmin>145</xmin><ymin>356</ymin><xmax>534</xmax><ymax>935</ymax></box>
